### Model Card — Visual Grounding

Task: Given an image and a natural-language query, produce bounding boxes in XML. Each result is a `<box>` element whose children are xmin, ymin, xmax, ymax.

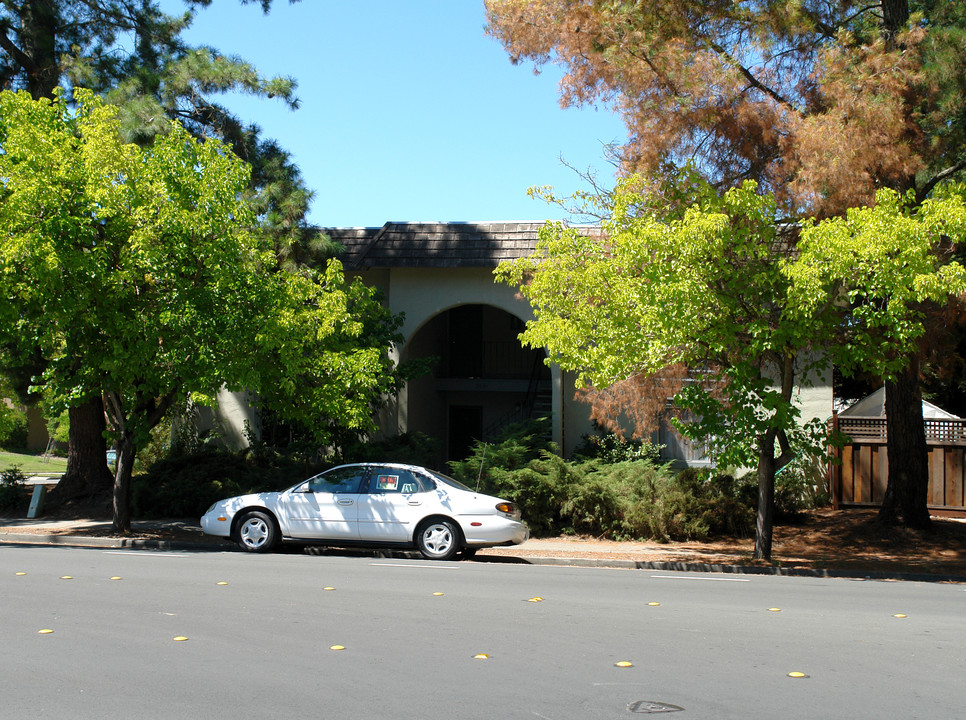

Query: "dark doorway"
<box><xmin>448</xmin><ymin>305</ymin><xmax>483</xmax><ymax>377</ymax></box>
<box><xmin>449</xmin><ymin>405</ymin><xmax>482</xmax><ymax>461</ymax></box>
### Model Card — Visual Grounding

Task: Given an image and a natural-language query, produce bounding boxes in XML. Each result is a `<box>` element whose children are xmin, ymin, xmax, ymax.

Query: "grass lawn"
<box><xmin>0</xmin><ymin>449</ymin><xmax>67</xmax><ymax>475</ymax></box>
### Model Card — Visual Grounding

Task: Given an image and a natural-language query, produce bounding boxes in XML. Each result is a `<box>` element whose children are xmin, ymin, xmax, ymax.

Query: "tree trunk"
<box><xmin>881</xmin><ymin>356</ymin><xmax>931</xmax><ymax>529</ymax></box>
<box><xmin>881</xmin><ymin>0</ymin><xmax>910</xmax><ymax>48</ymax></box>
<box><xmin>112</xmin><ymin>434</ymin><xmax>137</xmax><ymax>533</ymax></box>
<box><xmin>19</xmin><ymin>0</ymin><xmax>60</xmax><ymax>100</ymax></box>
<box><xmin>753</xmin><ymin>429</ymin><xmax>777</xmax><ymax>561</ymax></box>
<box><xmin>48</xmin><ymin>396</ymin><xmax>113</xmax><ymax>507</ymax></box>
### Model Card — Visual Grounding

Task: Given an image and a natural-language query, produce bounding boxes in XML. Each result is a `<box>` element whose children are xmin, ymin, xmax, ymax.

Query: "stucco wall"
<box><xmin>356</xmin><ymin>266</ymin><xmax>599</xmax><ymax>455</ymax></box>
<box><xmin>347</xmin><ymin>264</ymin><xmax>834</xmax><ymax>465</ymax></box>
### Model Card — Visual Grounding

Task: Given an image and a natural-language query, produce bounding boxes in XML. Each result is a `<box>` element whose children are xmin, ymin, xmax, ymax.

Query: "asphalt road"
<box><xmin>2</xmin><ymin>544</ymin><xmax>963</xmax><ymax>720</ymax></box>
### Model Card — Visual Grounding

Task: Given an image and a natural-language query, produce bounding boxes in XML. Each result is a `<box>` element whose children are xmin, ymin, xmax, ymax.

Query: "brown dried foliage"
<box><xmin>576</xmin><ymin>364</ymin><xmax>689</xmax><ymax>440</ymax></box>
<box><xmin>485</xmin><ymin>1</ymin><xmax>954</xmax><ymax>217</ymax></box>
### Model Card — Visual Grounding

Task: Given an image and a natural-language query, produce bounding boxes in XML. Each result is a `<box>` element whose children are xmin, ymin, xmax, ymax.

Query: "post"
<box><xmin>830</xmin><ymin>411</ymin><xmax>841</xmax><ymax>510</ymax></box>
<box><xmin>27</xmin><ymin>484</ymin><xmax>46</xmax><ymax>519</ymax></box>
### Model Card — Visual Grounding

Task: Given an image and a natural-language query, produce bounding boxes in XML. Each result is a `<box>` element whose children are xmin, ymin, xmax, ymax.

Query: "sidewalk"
<box><xmin>2</xmin><ymin>514</ymin><xmax>965</xmax><ymax>582</ymax></box>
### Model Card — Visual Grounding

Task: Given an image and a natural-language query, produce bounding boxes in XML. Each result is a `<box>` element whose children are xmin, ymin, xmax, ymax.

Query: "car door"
<box><xmin>356</xmin><ymin>466</ymin><xmax>437</xmax><ymax>542</ymax></box>
<box><xmin>276</xmin><ymin>465</ymin><xmax>368</xmax><ymax>540</ymax></box>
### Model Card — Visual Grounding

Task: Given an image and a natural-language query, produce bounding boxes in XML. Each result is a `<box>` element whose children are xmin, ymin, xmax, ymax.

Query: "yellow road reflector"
<box><xmin>15</xmin><ymin>572</ymin><xmax>26</xmax><ymax>576</ymax></box>
<box><xmin>768</xmin><ymin>607</ymin><xmax>781</xmax><ymax>612</ymax></box>
<box><xmin>527</xmin><ymin>597</ymin><xmax>544</xmax><ymax>602</ymax></box>
<box><xmin>433</xmin><ymin>592</ymin><xmax>444</xmax><ymax>596</ymax></box>
<box><xmin>60</xmin><ymin>576</ymin><xmax>72</xmax><ymax>580</ymax></box>
<box><xmin>110</xmin><ymin>576</ymin><xmax>122</xmax><ymax>581</ymax></box>
<box><xmin>323</xmin><ymin>587</ymin><xmax>335</xmax><ymax>591</ymax></box>
<box><xmin>615</xmin><ymin>661</ymin><xmax>633</xmax><ymax>668</ymax></box>
<box><xmin>787</xmin><ymin>672</ymin><xmax>808</xmax><ymax>678</ymax></box>
<box><xmin>329</xmin><ymin>645</ymin><xmax>345</xmax><ymax>651</ymax></box>
<box><xmin>173</xmin><ymin>636</ymin><xmax>189</xmax><ymax>642</ymax></box>
<box><xmin>473</xmin><ymin>654</ymin><xmax>489</xmax><ymax>660</ymax></box>
<box><xmin>216</xmin><ymin>581</ymin><xmax>228</xmax><ymax>586</ymax></box>
<box><xmin>648</xmin><ymin>602</ymin><xmax>660</xmax><ymax>606</ymax></box>
<box><xmin>37</xmin><ymin>629</ymin><xmax>53</xmax><ymax>634</ymax></box>
<box><xmin>893</xmin><ymin>613</ymin><xmax>907</xmax><ymax>618</ymax></box>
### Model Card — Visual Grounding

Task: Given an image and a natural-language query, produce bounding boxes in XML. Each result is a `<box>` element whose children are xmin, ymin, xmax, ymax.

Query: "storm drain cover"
<box><xmin>628</xmin><ymin>701</ymin><xmax>684</xmax><ymax>714</ymax></box>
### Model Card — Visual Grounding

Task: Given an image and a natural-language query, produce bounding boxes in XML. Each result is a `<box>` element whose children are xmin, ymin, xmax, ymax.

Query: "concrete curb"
<box><xmin>3</xmin><ymin>531</ymin><xmax>965</xmax><ymax>583</ymax></box>
<box><xmin>0</xmin><ymin>532</ymin><xmax>227</xmax><ymax>553</ymax></box>
<box><xmin>506</xmin><ymin>555</ymin><xmax>966</xmax><ymax>583</ymax></box>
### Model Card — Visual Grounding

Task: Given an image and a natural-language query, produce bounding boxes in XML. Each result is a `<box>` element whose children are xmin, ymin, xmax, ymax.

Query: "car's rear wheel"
<box><xmin>416</xmin><ymin>519</ymin><xmax>460</xmax><ymax>561</ymax></box>
<box><xmin>235</xmin><ymin>510</ymin><xmax>278</xmax><ymax>553</ymax></box>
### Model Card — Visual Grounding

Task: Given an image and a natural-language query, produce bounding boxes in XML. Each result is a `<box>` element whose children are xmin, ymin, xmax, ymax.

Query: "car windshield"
<box><xmin>428</xmin><ymin>470</ymin><xmax>475</xmax><ymax>493</ymax></box>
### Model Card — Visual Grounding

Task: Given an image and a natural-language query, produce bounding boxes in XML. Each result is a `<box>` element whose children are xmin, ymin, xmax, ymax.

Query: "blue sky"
<box><xmin>167</xmin><ymin>0</ymin><xmax>626</xmax><ymax>227</ymax></box>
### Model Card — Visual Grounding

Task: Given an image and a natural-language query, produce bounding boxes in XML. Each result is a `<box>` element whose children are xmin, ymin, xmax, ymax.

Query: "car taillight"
<box><xmin>496</xmin><ymin>502</ymin><xmax>517</xmax><ymax>516</ymax></box>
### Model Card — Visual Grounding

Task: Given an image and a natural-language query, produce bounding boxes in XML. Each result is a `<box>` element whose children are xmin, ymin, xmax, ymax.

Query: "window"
<box><xmin>308</xmin><ymin>466</ymin><xmax>367</xmax><ymax>493</ymax></box>
<box><xmin>367</xmin><ymin>468</ymin><xmax>430</xmax><ymax>494</ymax></box>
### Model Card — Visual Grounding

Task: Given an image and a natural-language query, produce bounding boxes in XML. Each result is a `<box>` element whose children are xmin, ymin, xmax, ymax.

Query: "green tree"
<box><xmin>253</xmin><ymin>259</ymin><xmax>412</xmax><ymax>451</ymax></box>
<box><xmin>498</xmin><ymin>175</ymin><xmax>830</xmax><ymax>559</ymax></box>
<box><xmin>0</xmin><ymin>90</ymin><xmax>381</xmax><ymax>531</ymax></box>
<box><xmin>0</xmin><ymin>0</ymin><xmax>328</xmax><ymax>501</ymax></box>
<box><xmin>0</xmin><ymin>1</ymin><xmax>309</xmax><ymax>244</ymax></box>
<box><xmin>485</xmin><ymin>0</ymin><xmax>966</xmax><ymax>528</ymax></box>
<box><xmin>786</xmin><ymin>185</ymin><xmax>966</xmax><ymax>526</ymax></box>
<box><xmin>498</xmin><ymin>176</ymin><xmax>966</xmax><ymax>559</ymax></box>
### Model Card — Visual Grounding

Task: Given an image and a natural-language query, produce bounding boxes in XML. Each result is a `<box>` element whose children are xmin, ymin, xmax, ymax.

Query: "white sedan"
<box><xmin>201</xmin><ymin>462</ymin><xmax>529</xmax><ymax>560</ymax></box>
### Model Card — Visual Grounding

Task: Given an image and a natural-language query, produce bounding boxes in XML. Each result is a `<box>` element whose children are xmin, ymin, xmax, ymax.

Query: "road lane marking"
<box><xmin>369</xmin><ymin>562</ymin><xmax>459</xmax><ymax>569</ymax></box>
<box><xmin>650</xmin><ymin>575</ymin><xmax>750</xmax><ymax>582</ymax></box>
<box><xmin>102</xmin><ymin>551</ymin><xmax>188</xmax><ymax>558</ymax></box>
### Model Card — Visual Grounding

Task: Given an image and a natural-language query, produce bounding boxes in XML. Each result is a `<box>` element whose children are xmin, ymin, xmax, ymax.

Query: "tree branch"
<box><xmin>102</xmin><ymin>390</ymin><xmax>126</xmax><ymax>435</ymax></box>
<box><xmin>706</xmin><ymin>40</ymin><xmax>802</xmax><ymax>116</ymax></box>
<box><xmin>0</xmin><ymin>23</ymin><xmax>35</xmax><ymax>76</ymax></box>
<box><xmin>916</xmin><ymin>160</ymin><xmax>966</xmax><ymax>204</ymax></box>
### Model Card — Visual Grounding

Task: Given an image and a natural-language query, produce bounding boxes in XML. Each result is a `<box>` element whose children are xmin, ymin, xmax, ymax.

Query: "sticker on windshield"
<box><xmin>376</xmin><ymin>475</ymin><xmax>399</xmax><ymax>491</ymax></box>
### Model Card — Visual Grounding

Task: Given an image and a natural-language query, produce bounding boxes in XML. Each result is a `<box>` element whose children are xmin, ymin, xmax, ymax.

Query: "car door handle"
<box><xmin>338</xmin><ymin>499</ymin><xmax>354</xmax><ymax>506</ymax></box>
<box><xmin>407</xmin><ymin>500</ymin><xmax>421</xmax><ymax>506</ymax></box>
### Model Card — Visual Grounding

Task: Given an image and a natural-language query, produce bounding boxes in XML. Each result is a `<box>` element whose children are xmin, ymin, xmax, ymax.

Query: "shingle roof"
<box><xmin>326</xmin><ymin>221</ymin><xmax>601</xmax><ymax>269</ymax></box>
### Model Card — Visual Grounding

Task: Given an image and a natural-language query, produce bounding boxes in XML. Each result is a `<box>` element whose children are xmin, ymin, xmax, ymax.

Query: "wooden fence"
<box><xmin>828</xmin><ymin>414</ymin><xmax>966</xmax><ymax>515</ymax></box>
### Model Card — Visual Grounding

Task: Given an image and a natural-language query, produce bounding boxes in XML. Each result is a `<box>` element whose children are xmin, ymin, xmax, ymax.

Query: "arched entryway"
<box><xmin>401</xmin><ymin>304</ymin><xmax>552</xmax><ymax>462</ymax></box>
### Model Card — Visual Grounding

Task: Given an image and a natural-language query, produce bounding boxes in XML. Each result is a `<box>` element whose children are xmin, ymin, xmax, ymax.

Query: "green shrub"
<box><xmin>131</xmin><ymin>413</ymin><xmax>807</xmax><ymax>539</ymax></box>
<box><xmin>448</xmin><ymin>420</ymin><xmax>764</xmax><ymax>541</ymax></box>
<box><xmin>573</xmin><ymin>426</ymin><xmax>663</xmax><ymax>464</ymax></box>
<box><xmin>131</xmin><ymin>448</ymin><xmax>327</xmax><ymax>518</ymax></box>
<box><xmin>133</xmin><ymin>414</ymin><xmax>175</xmax><ymax>473</ymax></box>
<box><xmin>774</xmin><ymin>452</ymin><xmax>829</xmax><ymax>518</ymax></box>
<box><xmin>0</xmin><ymin>403</ymin><xmax>28</xmax><ymax>450</ymax></box>
<box><xmin>0</xmin><ymin>465</ymin><xmax>28</xmax><ymax>512</ymax></box>
<box><xmin>338</xmin><ymin>432</ymin><xmax>441</xmax><ymax>468</ymax></box>
<box><xmin>449</xmin><ymin>417</ymin><xmax>554</xmax><ymax>482</ymax></box>
<box><xmin>484</xmin><ymin>452</ymin><xmax>574</xmax><ymax>535</ymax></box>
<box><xmin>559</xmin><ymin>462</ymin><xmax>626</xmax><ymax>537</ymax></box>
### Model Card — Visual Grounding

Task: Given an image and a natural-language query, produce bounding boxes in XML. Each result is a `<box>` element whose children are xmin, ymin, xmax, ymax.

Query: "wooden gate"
<box><xmin>828</xmin><ymin>414</ymin><xmax>966</xmax><ymax>516</ymax></box>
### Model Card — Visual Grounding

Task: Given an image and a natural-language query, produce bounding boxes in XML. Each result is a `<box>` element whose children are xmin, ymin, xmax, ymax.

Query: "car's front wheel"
<box><xmin>416</xmin><ymin>519</ymin><xmax>460</xmax><ymax>561</ymax></box>
<box><xmin>234</xmin><ymin>510</ymin><xmax>278</xmax><ymax>553</ymax></box>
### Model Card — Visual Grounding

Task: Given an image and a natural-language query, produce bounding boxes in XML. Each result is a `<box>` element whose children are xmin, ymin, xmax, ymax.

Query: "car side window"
<box><xmin>367</xmin><ymin>468</ymin><xmax>429</xmax><ymax>494</ymax></box>
<box><xmin>307</xmin><ymin>466</ymin><xmax>367</xmax><ymax>494</ymax></box>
